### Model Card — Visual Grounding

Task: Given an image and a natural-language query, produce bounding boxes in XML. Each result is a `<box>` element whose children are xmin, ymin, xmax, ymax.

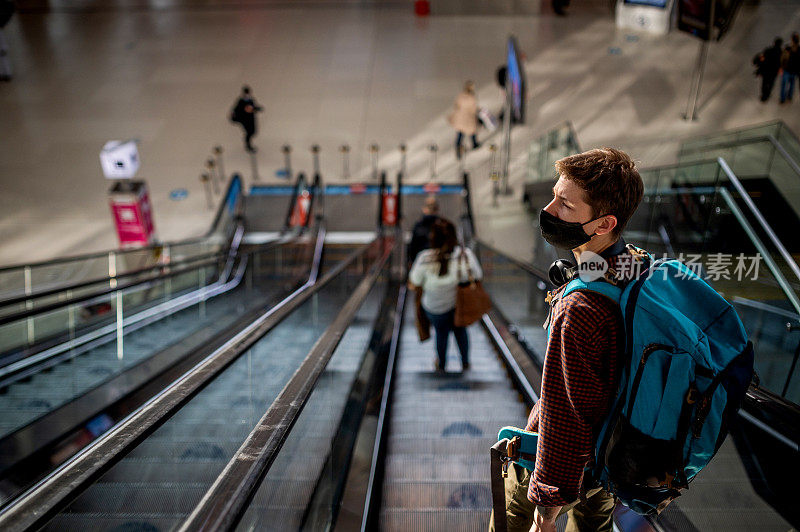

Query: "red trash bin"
<box><xmin>109</xmin><ymin>180</ymin><xmax>156</xmax><ymax>248</ymax></box>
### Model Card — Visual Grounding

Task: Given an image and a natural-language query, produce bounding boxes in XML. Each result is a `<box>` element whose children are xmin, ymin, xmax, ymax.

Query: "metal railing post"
<box><xmin>489</xmin><ymin>144</ymin><xmax>500</xmax><ymax>207</ymax></box>
<box><xmin>282</xmin><ymin>144</ymin><xmax>292</xmax><ymax>181</ymax></box>
<box><xmin>213</xmin><ymin>146</ymin><xmax>225</xmax><ymax>188</ymax></box>
<box><xmin>429</xmin><ymin>143</ymin><xmax>438</xmax><ymax>181</ymax></box>
<box><xmin>340</xmin><ymin>144</ymin><xmax>350</xmax><ymax>180</ymax></box>
<box><xmin>206</xmin><ymin>158</ymin><xmax>219</xmax><ymax>195</ymax></box>
<box><xmin>370</xmin><ymin>144</ymin><xmax>380</xmax><ymax>180</ymax></box>
<box><xmin>201</xmin><ymin>172</ymin><xmax>213</xmax><ymax>209</ymax></box>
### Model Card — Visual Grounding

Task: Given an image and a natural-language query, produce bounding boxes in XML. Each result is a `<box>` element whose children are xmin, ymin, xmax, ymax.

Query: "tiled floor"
<box><xmin>2</xmin><ymin>1</ymin><xmax>800</xmax><ymax>265</ymax></box>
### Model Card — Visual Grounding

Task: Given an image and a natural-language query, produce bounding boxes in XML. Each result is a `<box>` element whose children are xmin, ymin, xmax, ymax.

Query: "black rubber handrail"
<box><xmin>0</xmin><ymin>254</ymin><xmax>224</xmax><ymax>328</ymax></box>
<box><xmin>0</xmin><ymin>250</ymin><xmax>225</xmax><ymax>310</ymax></box>
<box><xmin>0</xmin><ymin>173</ymin><xmax>243</xmax><ymax>273</ymax></box>
<box><xmin>0</xmin><ymin>231</ymin><xmax>303</xmax><ymax>387</ymax></box>
<box><xmin>0</xmin><ymin>226</ymin><xmax>294</xmax><ymax>329</ymax></box>
<box><xmin>0</xmin><ymin>237</ymin><xmax>376</xmax><ymax>531</ymax></box>
<box><xmin>475</xmin><ymin>239</ymin><xmax>550</xmax><ymax>282</ymax></box>
<box><xmin>359</xmin><ymin>283</ymin><xmax>406</xmax><ymax>532</ymax></box>
<box><xmin>179</xmin><ymin>239</ymin><xmax>396</xmax><ymax>532</ymax></box>
<box><xmin>282</xmin><ymin>172</ymin><xmax>306</xmax><ymax>233</ymax></box>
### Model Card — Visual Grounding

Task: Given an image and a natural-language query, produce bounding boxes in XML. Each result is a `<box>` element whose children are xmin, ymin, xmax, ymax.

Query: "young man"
<box><xmin>490</xmin><ymin>147</ymin><xmax>644</xmax><ymax>532</ymax></box>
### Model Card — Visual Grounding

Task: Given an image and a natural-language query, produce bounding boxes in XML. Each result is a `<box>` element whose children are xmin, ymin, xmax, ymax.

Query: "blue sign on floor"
<box><xmin>169</xmin><ymin>188</ymin><xmax>189</xmax><ymax>200</ymax></box>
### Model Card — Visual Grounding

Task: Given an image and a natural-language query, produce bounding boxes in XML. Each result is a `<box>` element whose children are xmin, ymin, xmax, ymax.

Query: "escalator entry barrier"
<box><xmin>382</xmin><ymin>192</ymin><xmax>397</xmax><ymax>226</ymax></box>
<box><xmin>289</xmin><ymin>190</ymin><xmax>311</xmax><ymax>227</ymax></box>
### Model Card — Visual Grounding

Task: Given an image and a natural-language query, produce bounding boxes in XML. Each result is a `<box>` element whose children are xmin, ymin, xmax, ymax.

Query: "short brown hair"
<box><xmin>554</xmin><ymin>147</ymin><xmax>643</xmax><ymax>236</ymax></box>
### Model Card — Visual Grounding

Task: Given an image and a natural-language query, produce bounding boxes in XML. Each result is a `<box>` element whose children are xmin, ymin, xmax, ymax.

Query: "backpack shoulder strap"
<box><xmin>562</xmin><ymin>277</ymin><xmax>623</xmax><ymax>306</ymax></box>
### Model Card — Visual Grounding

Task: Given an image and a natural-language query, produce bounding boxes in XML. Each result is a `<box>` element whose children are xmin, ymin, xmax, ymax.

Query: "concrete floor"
<box><xmin>1</xmin><ymin>0</ymin><xmax>800</xmax><ymax>265</ymax></box>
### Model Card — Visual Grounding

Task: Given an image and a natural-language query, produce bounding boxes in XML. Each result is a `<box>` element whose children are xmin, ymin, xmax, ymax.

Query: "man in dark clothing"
<box><xmin>407</xmin><ymin>195</ymin><xmax>441</xmax><ymax>267</ymax></box>
<box><xmin>489</xmin><ymin>148</ymin><xmax>644</xmax><ymax>532</ymax></box>
<box><xmin>753</xmin><ymin>38</ymin><xmax>783</xmax><ymax>102</ymax></box>
<box><xmin>780</xmin><ymin>33</ymin><xmax>800</xmax><ymax>103</ymax></box>
<box><xmin>230</xmin><ymin>86</ymin><xmax>263</xmax><ymax>153</ymax></box>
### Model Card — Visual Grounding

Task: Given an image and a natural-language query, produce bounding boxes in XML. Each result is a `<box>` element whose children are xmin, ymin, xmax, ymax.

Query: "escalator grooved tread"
<box><xmin>379</xmin><ymin>304</ymin><xmax>528</xmax><ymax>530</ymax></box>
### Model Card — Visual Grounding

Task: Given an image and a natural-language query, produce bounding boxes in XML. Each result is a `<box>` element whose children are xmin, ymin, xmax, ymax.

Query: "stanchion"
<box><xmin>370</xmin><ymin>144</ymin><xmax>380</xmax><ymax>180</ymax></box>
<box><xmin>397</xmin><ymin>143</ymin><xmax>406</xmax><ymax>230</ymax></box>
<box><xmin>205</xmin><ymin>158</ymin><xmax>219</xmax><ymax>195</ymax></box>
<box><xmin>429</xmin><ymin>143</ymin><xmax>438</xmax><ymax>181</ymax></box>
<box><xmin>250</xmin><ymin>150</ymin><xmax>260</xmax><ymax>182</ymax></box>
<box><xmin>200</xmin><ymin>172</ymin><xmax>213</xmax><ymax>209</ymax></box>
<box><xmin>311</xmin><ymin>144</ymin><xmax>320</xmax><ymax>178</ymax></box>
<box><xmin>282</xmin><ymin>144</ymin><xmax>292</xmax><ymax>180</ymax></box>
<box><xmin>489</xmin><ymin>144</ymin><xmax>500</xmax><ymax>208</ymax></box>
<box><xmin>340</xmin><ymin>144</ymin><xmax>350</xmax><ymax>179</ymax></box>
<box><xmin>399</xmin><ymin>143</ymin><xmax>407</xmax><ymax>178</ymax></box>
<box><xmin>213</xmin><ymin>146</ymin><xmax>225</xmax><ymax>187</ymax></box>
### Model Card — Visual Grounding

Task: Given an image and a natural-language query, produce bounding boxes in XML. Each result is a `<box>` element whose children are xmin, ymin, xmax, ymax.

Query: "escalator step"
<box><xmin>387</xmin><ymin>436</ymin><xmax>496</xmax><ymax>456</ymax></box>
<box><xmin>384</xmin><ymin>454</ymin><xmax>490</xmax><ymax>482</ymax></box>
<box><xmin>382</xmin><ymin>480</ymin><xmax>492</xmax><ymax>510</ymax></box>
<box><xmin>379</xmin><ymin>508</ymin><xmax>490</xmax><ymax>532</ymax></box>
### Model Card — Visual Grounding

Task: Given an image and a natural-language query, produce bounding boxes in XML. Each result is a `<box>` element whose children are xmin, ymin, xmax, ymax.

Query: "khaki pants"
<box><xmin>488</xmin><ymin>463</ymin><xmax>615</xmax><ymax>532</ymax></box>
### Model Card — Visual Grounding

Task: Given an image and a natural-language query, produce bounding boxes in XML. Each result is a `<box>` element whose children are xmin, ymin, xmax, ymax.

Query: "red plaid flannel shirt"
<box><xmin>525</xmin><ymin>253</ymin><xmax>627</xmax><ymax>507</ymax></box>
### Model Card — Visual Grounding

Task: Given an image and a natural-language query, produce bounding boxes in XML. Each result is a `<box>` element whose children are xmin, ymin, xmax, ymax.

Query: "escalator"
<box><xmin>0</xmin><ymin>139</ymin><xmax>798</xmax><ymax>532</ymax></box>
<box><xmin>0</xmin><ymin>175</ymin><xmax>319</xmax><ymax>508</ymax></box>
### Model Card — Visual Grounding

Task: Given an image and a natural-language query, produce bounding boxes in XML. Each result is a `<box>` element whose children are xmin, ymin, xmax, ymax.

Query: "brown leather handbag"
<box><xmin>454</xmin><ymin>249</ymin><xmax>491</xmax><ymax>327</ymax></box>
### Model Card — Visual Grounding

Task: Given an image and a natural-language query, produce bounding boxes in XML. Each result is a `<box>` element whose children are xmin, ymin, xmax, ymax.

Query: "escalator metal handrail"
<box><xmin>0</xmin><ymin>234</ymin><xmax>374</xmax><ymax>532</ymax></box>
<box><xmin>282</xmin><ymin>172</ymin><xmax>306</xmax><ymax>234</ymax></box>
<box><xmin>475</xmin><ymin>238</ymin><xmax>550</xmax><ymax>282</ymax></box>
<box><xmin>718</xmin><ymin>157</ymin><xmax>800</xmax><ymax>288</ymax></box>
<box><xmin>0</xmin><ymin>250</ymin><xmax>226</xmax><ymax>311</ymax></box>
<box><xmin>360</xmin><ymin>283</ymin><xmax>406</xmax><ymax>532</ymax></box>
<box><xmin>717</xmin><ymin>185</ymin><xmax>800</xmax><ymax>317</ymax></box>
<box><xmin>639</xmin><ymin>156</ymin><xmax>729</xmax><ymax>176</ymax></box>
<box><xmin>678</xmin><ymin>133</ymin><xmax>800</xmax><ymax>180</ymax></box>
<box><xmin>0</xmin><ymin>224</ymin><xmax>248</xmax><ymax>386</ymax></box>
<box><xmin>0</xmin><ymin>254</ymin><xmax>225</xmax><ymax>328</ymax></box>
<box><xmin>179</xmin><ymin>239</ymin><xmax>396</xmax><ymax>532</ymax></box>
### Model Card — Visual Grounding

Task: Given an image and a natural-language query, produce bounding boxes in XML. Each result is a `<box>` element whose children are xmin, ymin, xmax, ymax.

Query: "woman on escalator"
<box><xmin>408</xmin><ymin>218</ymin><xmax>482</xmax><ymax>372</ymax></box>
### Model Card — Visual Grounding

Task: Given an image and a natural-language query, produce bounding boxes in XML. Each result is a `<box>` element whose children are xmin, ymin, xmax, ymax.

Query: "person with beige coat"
<box><xmin>448</xmin><ymin>80</ymin><xmax>481</xmax><ymax>159</ymax></box>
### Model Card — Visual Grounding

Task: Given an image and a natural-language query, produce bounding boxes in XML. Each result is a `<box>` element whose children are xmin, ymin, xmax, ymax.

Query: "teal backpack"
<box><xmin>556</xmin><ymin>248</ymin><xmax>754</xmax><ymax>515</ymax></box>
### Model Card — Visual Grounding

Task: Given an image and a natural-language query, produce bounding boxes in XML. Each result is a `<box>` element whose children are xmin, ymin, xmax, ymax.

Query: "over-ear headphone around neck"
<box><xmin>548</xmin><ymin>259</ymin><xmax>576</xmax><ymax>287</ymax></box>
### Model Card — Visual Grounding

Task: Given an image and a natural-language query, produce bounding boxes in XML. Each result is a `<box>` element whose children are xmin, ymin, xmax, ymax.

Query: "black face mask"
<box><xmin>539</xmin><ymin>209</ymin><xmax>605</xmax><ymax>250</ymax></box>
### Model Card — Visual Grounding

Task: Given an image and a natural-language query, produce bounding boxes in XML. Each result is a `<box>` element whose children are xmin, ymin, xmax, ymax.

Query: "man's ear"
<box><xmin>595</xmin><ymin>214</ymin><xmax>618</xmax><ymax>236</ymax></box>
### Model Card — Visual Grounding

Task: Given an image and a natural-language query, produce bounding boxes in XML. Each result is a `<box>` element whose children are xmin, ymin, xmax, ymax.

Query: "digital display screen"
<box><xmin>623</xmin><ymin>0</ymin><xmax>668</xmax><ymax>6</ymax></box>
<box><xmin>506</xmin><ymin>36</ymin><xmax>526</xmax><ymax>123</ymax></box>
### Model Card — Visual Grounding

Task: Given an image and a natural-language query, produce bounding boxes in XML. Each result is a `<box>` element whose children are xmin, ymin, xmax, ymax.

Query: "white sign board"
<box><xmin>100</xmin><ymin>140</ymin><xmax>140</xmax><ymax>179</ymax></box>
<box><xmin>616</xmin><ymin>0</ymin><xmax>674</xmax><ymax>35</ymax></box>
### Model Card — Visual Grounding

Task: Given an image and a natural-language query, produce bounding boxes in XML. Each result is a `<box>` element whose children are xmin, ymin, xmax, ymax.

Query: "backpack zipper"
<box><xmin>626</xmin><ymin>343</ymin><xmax>678</xmax><ymax>420</ymax></box>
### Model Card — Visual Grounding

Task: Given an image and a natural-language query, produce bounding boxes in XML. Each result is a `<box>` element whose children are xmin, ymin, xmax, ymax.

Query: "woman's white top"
<box><xmin>408</xmin><ymin>246</ymin><xmax>483</xmax><ymax>315</ymax></box>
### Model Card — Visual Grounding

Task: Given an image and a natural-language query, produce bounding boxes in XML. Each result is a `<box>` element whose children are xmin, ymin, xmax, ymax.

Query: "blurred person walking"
<box><xmin>448</xmin><ymin>80</ymin><xmax>481</xmax><ymax>159</ymax></box>
<box><xmin>753</xmin><ymin>38</ymin><xmax>783</xmax><ymax>102</ymax></box>
<box><xmin>230</xmin><ymin>85</ymin><xmax>263</xmax><ymax>152</ymax></box>
<box><xmin>780</xmin><ymin>33</ymin><xmax>800</xmax><ymax>103</ymax></box>
<box><xmin>0</xmin><ymin>0</ymin><xmax>15</xmax><ymax>81</ymax></box>
<box><xmin>408</xmin><ymin>218</ymin><xmax>482</xmax><ymax>372</ymax></box>
<box><xmin>407</xmin><ymin>195</ymin><xmax>441</xmax><ymax>267</ymax></box>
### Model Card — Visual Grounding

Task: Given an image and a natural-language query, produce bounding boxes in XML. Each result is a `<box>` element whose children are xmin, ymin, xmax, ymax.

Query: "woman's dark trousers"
<box><xmin>424</xmin><ymin>309</ymin><xmax>469</xmax><ymax>370</ymax></box>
